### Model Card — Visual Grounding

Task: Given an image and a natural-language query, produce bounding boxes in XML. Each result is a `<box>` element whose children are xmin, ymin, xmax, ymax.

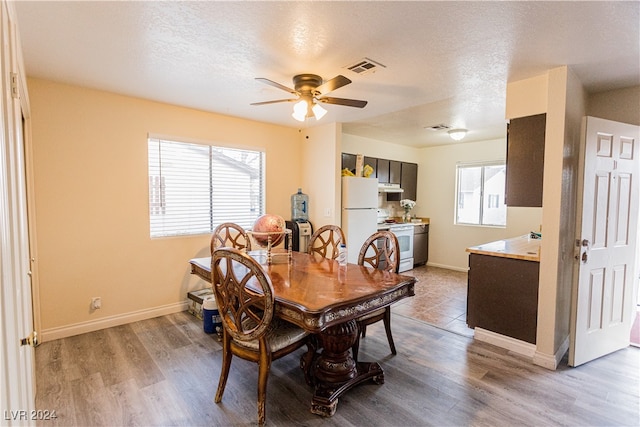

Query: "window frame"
<box><xmin>454</xmin><ymin>160</ymin><xmax>506</xmax><ymax>228</ymax></box>
<box><xmin>147</xmin><ymin>135</ymin><xmax>266</xmax><ymax>238</ymax></box>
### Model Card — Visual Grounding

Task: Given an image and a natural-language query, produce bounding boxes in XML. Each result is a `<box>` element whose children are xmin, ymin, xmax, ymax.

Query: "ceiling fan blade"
<box><xmin>318</xmin><ymin>97</ymin><xmax>368</xmax><ymax>108</ymax></box>
<box><xmin>315</xmin><ymin>75</ymin><xmax>351</xmax><ymax>94</ymax></box>
<box><xmin>250</xmin><ymin>99</ymin><xmax>298</xmax><ymax>106</ymax></box>
<box><xmin>255</xmin><ymin>78</ymin><xmax>297</xmax><ymax>95</ymax></box>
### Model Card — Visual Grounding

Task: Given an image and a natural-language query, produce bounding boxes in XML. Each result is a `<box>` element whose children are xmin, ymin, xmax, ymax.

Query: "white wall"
<box><xmin>421</xmin><ymin>139</ymin><xmax>542</xmax><ymax>270</ymax></box>
<box><xmin>342</xmin><ymin>133</ymin><xmax>421</xmax><ymax>165</ymax></box>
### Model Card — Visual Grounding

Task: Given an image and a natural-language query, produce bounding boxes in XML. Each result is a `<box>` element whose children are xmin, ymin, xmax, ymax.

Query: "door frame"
<box><xmin>1</xmin><ymin>0</ymin><xmax>37</xmax><ymax>420</ymax></box>
<box><xmin>569</xmin><ymin>116</ymin><xmax>640</xmax><ymax>366</ymax></box>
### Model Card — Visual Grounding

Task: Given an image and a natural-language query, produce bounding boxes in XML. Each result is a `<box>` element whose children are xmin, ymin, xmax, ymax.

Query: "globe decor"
<box><xmin>248</xmin><ymin>214</ymin><xmax>292</xmax><ymax>264</ymax></box>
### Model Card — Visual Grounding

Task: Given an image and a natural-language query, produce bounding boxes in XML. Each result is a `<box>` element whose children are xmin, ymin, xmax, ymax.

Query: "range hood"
<box><xmin>378</xmin><ymin>183</ymin><xmax>404</xmax><ymax>193</ymax></box>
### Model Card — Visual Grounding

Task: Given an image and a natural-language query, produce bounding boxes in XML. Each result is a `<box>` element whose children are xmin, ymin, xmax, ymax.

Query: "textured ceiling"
<box><xmin>14</xmin><ymin>1</ymin><xmax>640</xmax><ymax>147</ymax></box>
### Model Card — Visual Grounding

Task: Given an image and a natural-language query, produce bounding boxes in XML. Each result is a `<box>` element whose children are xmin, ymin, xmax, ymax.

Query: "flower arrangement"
<box><xmin>400</xmin><ymin>199</ymin><xmax>416</xmax><ymax>222</ymax></box>
<box><xmin>400</xmin><ymin>199</ymin><xmax>416</xmax><ymax>211</ymax></box>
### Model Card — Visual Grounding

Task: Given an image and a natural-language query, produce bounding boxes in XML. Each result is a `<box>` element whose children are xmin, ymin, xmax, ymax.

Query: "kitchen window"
<box><xmin>455</xmin><ymin>162</ymin><xmax>506</xmax><ymax>227</ymax></box>
<box><xmin>148</xmin><ymin>136</ymin><xmax>265</xmax><ymax>238</ymax></box>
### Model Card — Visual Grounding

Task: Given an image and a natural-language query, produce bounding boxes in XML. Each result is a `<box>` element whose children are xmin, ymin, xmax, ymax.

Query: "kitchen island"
<box><xmin>466</xmin><ymin>235</ymin><xmax>541</xmax><ymax>345</ymax></box>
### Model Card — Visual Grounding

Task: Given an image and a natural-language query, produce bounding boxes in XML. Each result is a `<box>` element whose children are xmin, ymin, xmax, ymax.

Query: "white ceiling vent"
<box><xmin>346</xmin><ymin>58</ymin><xmax>386</xmax><ymax>75</ymax></box>
<box><xmin>425</xmin><ymin>124</ymin><xmax>451</xmax><ymax>131</ymax></box>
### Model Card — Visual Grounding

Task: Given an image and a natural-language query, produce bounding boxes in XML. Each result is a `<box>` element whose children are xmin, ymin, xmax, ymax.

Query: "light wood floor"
<box><xmin>35</xmin><ymin>266</ymin><xmax>640</xmax><ymax>426</ymax></box>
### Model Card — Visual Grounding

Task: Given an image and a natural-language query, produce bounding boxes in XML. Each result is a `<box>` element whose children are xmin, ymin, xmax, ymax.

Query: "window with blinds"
<box><xmin>148</xmin><ymin>137</ymin><xmax>265</xmax><ymax>238</ymax></box>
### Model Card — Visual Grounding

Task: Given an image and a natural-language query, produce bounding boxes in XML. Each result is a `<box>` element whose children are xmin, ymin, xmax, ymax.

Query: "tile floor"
<box><xmin>393</xmin><ymin>264</ymin><xmax>474</xmax><ymax>337</ymax></box>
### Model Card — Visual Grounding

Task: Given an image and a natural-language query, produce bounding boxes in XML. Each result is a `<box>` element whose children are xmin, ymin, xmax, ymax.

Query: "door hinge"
<box><xmin>20</xmin><ymin>331</ymin><xmax>38</xmax><ymax>347</ymax></box>
<box><xmin>10</xmin><ymin>73</ymin><xmax>19</xmax><ymax>99</ymax></box>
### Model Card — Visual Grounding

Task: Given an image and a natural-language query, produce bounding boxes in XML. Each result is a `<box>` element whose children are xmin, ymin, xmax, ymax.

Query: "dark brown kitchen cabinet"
<box><xmin>400</xmin><ymin>162</ymin><xmax>417</xmax><ymax>201</ymax></box>
<box><xmin>467</xmin><ymin>253</ymin><xmax>539</xmax><ymax>344</ymax></box>
<box><xmin>341</xmin><ymin>152</ymin><xmax>418</xmax><ymax>201</ymax></box>
<box><xmin>505</xmin><ymin>113</ymin><xmax>546</xmax><ymax>207</ymax></box>
<box><xmin>377</xmin><ymin>159</ymin><xmax>390</xmax><ymax>183</ymax></box>
<box><xmin>364</xmin><ymin>156</ymin><xmax>377</xmax><ymax>177</ymax></box>
<box><xmin>389</xmin><ymin>161</ymin><xmax>402</xmax><ymax>184</ymax></box>
<box><xmin>341</xmin><ymin>153</ymin><xmax>356</xmax><ymax>174</ymax></box>
<box><xmin>376</xmin><ymin>159</ymin><xmax>401</xmax><ymax>184</ymax></box>
<box><xmin>388</xmin><ymin>161</ymin><xmax>417</xmax><ymax>201</ymax></box>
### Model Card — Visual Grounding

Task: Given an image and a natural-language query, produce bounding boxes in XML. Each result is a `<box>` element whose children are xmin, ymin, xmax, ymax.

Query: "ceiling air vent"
<box><xmin>346</xmin><ymin>58</ymin><xmax>386</xmax><ymax>75</ymax></box>
<box><xmin>425</xmin><ymin>124</ymin><xmax>451</xmax><ymax>131</ymax></box>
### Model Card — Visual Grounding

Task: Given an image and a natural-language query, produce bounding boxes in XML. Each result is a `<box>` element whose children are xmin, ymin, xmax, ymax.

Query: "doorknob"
<box><xmin>20</xmin><ymin>331</ymin><xmax>38</xmax><ymax>347</ymax></box>
<box><xmin>579</xmin><ymin>238</ymin><xmax>590</xmax><ymax>264</ymax></box>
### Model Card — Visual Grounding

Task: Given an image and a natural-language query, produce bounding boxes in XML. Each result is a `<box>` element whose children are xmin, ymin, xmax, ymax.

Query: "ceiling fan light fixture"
<box><xmin>253</xmin><ymin>73</ymin><xmax>367</xmax><ymax>122</ymax></box>
<box><xmin>292</xmin><ymin>100</ymin><xmax>308</xmax><ymax>122</ymax></box>
<box><xmin>312</xmin><ymin>103</ymin><xmax>327</xmax><ymax>120</ymax></box>
<box><xmin>448</xmin><ymin>129</ymin><xmax>467</xmax><ymax>141</ymax></box>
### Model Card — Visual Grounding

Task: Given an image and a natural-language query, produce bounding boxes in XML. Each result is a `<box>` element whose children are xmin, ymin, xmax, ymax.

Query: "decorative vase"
<box><xmin>403</xmin><ymin>209</ymin><xmax>411</xmax><ymax>222</ymax></box>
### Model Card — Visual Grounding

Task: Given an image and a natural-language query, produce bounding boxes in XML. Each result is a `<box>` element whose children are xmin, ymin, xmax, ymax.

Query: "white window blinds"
<box><xmin>148</xmin><ymin>137</ymin><xmax>265</xmax><ymax>238</ymax></box>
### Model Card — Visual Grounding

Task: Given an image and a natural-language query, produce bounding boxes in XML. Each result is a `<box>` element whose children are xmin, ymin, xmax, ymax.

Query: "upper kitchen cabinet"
<box><xmin>377</xmin><ymin>159</ymin><xmax>390</xmax><ymax>183</ymax></box>
<box><xmin>364</xmin><ymin>156</ymin><xmax>377</xmax><ymax>177</ymax></box>
<box><xmin>400</xmin><ymin>162</ymin><xmax>418</xmax><ymax>201</ymax></box>
<box><xmin>341</xmin><ymin>153</ymin><xmax>418</xmax><ymax>201</ymax></box>
<box><xmin>342</xmin><ymin>154</ymin><xmax>378</xmax><ymax>177</ymax></box>
<box><xmin>341</xmin><ymin>153</ymin><xmax>357</xmax><ymax>174</ymax></box>
<box><xmin>387</xmin><ymin>161</ymin><xmax>418</xmax><ymax>201</ymax></box>
<box><xmin>377</xmin><ymin>159</ymin><xmax>401</xmax><ymax>184</ymax></box>
<box><xmin>390</xmin><ymin>160</ymin><xmax>402</xmax><ymax>184</ymax></box>
<box><xmin>505</xmin><ymin>113</ymin><xmax>546</xmax><ymax>207</ymax></box>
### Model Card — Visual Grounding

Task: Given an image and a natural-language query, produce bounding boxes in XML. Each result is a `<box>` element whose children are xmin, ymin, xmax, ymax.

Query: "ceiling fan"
<box><xmin>251</xmin><ymin>74</ymin><xmax>368</xmax><ymax>122</ymax></box>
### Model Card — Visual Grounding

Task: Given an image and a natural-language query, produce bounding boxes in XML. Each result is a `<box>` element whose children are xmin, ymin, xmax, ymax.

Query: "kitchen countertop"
<box><xmin>377</xmin><ymin>217</ymin><xmax>429</xmax><ymax>230</ymax></box>
<box><xmin>466</xmin><ymin>234</ymin><xmax>541</xmax><ymax>262</ymax></box>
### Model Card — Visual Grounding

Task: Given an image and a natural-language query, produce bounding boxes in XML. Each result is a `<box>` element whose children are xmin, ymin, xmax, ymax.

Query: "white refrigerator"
<box><xmin>341</xmin><ymin>176</ymin><xmax>379</xmax><ymax>264</ymax></box>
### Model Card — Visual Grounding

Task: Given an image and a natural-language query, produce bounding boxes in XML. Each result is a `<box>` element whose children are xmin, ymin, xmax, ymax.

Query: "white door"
<box><xmin>569</xmin><ymin>116</ymin><xmax>640</xmax><ymax>367</ymax></box>
<box><xmin>0</xmin><ymin>0</ymin><xmax>36</xmax><ymax>421</ymax></box>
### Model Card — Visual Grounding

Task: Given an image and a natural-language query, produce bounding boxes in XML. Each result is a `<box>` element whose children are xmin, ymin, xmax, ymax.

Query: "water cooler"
<box><xmin>286</xmin><ymin>188</ymin><xmax>312</xmax><ymax>252</ymax></box>
<box><xmin>285</xmin><ymin>220</ymin><xmax>313</xmax><ymax>252</ymax></box>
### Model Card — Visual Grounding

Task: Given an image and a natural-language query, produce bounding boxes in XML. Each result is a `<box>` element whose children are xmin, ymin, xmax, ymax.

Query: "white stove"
<box><xmin>376</xmin><ymin>209</ymin><xmax>413</xmax><ymax>272</ymax></box>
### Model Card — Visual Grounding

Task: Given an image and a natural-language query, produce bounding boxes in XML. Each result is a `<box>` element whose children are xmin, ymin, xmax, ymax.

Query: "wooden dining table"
<box><xmin>189</xmin><ymin>250</ymin><xmax>416</xmax><ymax>417</ymax></box>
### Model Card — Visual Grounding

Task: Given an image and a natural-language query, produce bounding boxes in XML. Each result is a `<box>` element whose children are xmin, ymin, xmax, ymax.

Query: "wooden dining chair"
<box><xmin>211</xmin><ymin>248</ymin><xmax>310</xmax><ymax>426</ymax></box>
<box><xmin>210</xmin><ymin>222</ymin><xmax>251</xmax><ymax>253</ymax></box>
<box><xmin>352</xmin><ymin>230</ymin><xmax>400</xmax><ymax>361</ymax></box>
<box><xmin>307</xmin><ymin>224</ymin><xmax>346</xmax><ymax>259</ymax></box>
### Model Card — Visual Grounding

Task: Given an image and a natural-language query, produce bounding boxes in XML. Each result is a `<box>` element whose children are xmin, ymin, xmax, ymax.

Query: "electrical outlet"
<box><xmin>91</xmin><ymin>297</ymin><xmax>102</xmax><ymax>310</ymax></box>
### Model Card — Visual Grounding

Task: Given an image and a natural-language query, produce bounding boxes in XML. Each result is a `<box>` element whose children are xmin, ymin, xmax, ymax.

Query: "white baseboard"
<box><xmin>425</xmin><ymin>261</ymin><xmax>469</xmax><ymax>272</ymax></box>
<box><xmin>533</xmin><ymin>335</ymin><xmax>569</xmax><ymax>370</ymax></box>
<box><xmin>474</xmin><ymin>328</ymin><xmax>536</xmax><ymax>359</ymax></box>
<box><xmin>40</xmin><ymin>301</ymin><xmax>190</xmax><ymax>342</ymax></box>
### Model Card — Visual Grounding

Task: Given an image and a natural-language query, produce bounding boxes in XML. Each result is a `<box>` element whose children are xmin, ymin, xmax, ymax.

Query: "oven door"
<box><xmin>389</xmin><ymin>225</ymin><xmax>414</xmax><ymax>272</ymax></box>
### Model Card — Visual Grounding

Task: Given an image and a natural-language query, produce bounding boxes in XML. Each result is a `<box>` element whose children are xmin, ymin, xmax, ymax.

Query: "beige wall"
<box><xmin>28</xmin><ymin>78</ymin><xmax>302</xmax><ymax>339</ymax></box>
<box><xmin>506</xmin><ymin>67</ymin><xmax>588</xmax><ymax>368</ymax></box>
<box><xmin>343</xmin><ymin>133</ymin><xmax>542</xmax><ymax>270</ymax></box>
<box><xmin>587</xmin><ymin>86</ymin><xmax>640</xmax><ymax>126</ymax></box>
<box><xmin>536</xmin><ymin>67</ymin><xmax>587</xmax><ymax>366</ymax></box>
<box><xmin>301</xmin><ymin>123</ymin><xmax>342</xmax><ymax>227</ymax></box>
